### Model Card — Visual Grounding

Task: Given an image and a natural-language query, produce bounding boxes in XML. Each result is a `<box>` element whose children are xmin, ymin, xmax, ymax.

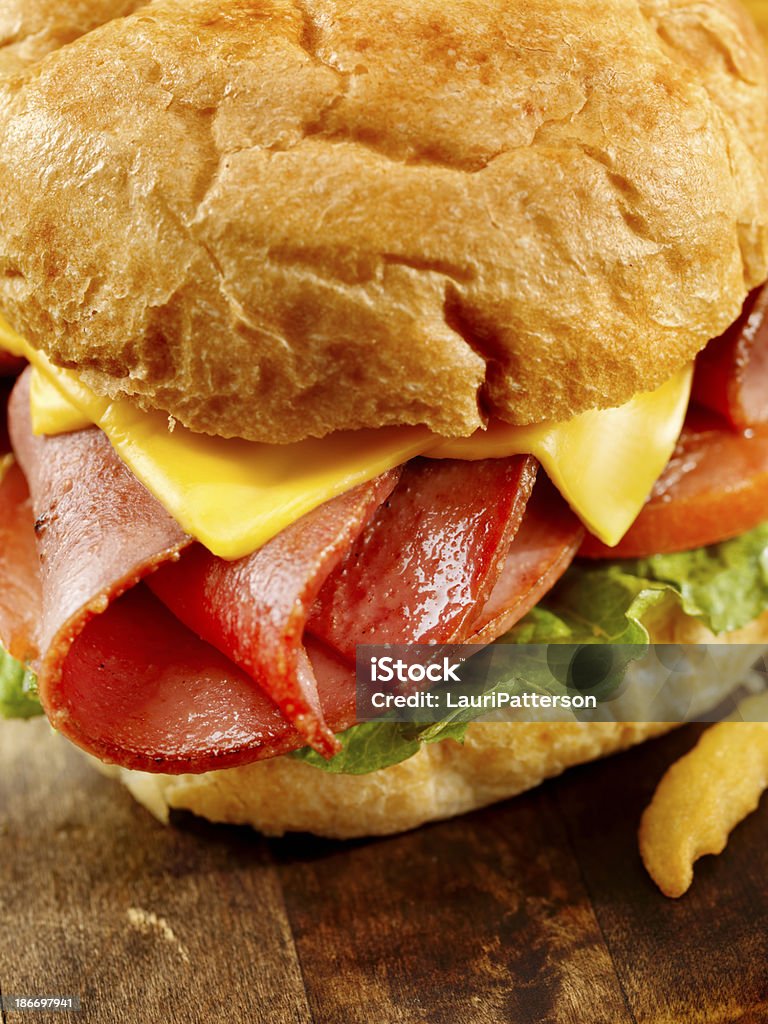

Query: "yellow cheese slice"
<box><xmin>432</xmin><ymin>363</ymin><xmax>693</xmax><ymax>547</ymax></box>
<box><xmin>0</xmin><ymin>315</ymin><xmax>691</xmax><ymax>557</ymax></box>
<box><xmin>0</xmin><ymin>317</ymin><xmax>434</xmax><ymax>558</ymax></box>
<box><xmin>30</xmin><ymin>368</ymin><xmax>92</xmax><ymax>435</ymax></box>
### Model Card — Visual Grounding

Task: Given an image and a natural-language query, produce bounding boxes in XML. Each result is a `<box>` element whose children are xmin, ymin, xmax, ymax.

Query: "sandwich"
<box><xmin>2</xmin><ymin>0</ymin><xmax>768</xmax><ymax>898</ymax></box>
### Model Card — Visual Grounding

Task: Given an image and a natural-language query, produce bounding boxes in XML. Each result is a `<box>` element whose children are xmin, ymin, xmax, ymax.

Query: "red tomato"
<box><xmin>580</xmin><ymin>410</ymin><xmax>768</xmax><ymax>558</ymax></box>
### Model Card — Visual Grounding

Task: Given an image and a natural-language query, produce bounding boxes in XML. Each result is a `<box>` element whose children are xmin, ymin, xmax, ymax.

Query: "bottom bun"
<box><xmin>101</xmin><ymin>607</ymin><xmax>768</xmax><ymax>839</ymax></box>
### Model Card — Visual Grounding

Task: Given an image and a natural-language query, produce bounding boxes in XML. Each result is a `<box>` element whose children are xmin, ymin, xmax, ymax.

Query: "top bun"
<box><xmin>0</xmin><ymin>0</ymin><xmax>767</xmax><ymax>443</ymax></box>
<box><xmin>0</xmin><ymin>1</ymin><xmax>149</xmax><ymax>76</ymax></box>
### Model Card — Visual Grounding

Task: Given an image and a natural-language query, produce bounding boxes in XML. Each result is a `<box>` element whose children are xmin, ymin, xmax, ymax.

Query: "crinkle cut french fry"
<box><xmin>639</xmin><ymin>722</ymin><xmax>768</xmax><ymax>898</ymax></box>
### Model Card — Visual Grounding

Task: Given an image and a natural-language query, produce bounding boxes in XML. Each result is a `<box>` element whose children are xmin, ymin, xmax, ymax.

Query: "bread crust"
<box><xmin>104</xmin><ymin>606</ymin><xmax>768</xmax><ymax>838</ymax></box>
<box><xmin>1</xmin><ymin>0</ymin><xmax>767</xmax><ymax>441</ymax></box>
<box><xmin>0</xmin><ymin>0</ymin><xmax>149</xmax><ymax>76</ymax></box>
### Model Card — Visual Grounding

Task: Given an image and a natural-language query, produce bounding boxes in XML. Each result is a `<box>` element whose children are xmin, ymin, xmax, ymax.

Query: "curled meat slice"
<box><xmin>147</xmin><ymin>472</ymin><xmax>400</xmax><ymax>757</ymax></box>
<box><xmin>693</xmin><ymin>285</ymin><xmax>768</xmax><ymax>429</ymax></box>
<box><xmin>309</xmin><ymin>456</ymin><xmax>538</xmax><ymax>657</ymax></box>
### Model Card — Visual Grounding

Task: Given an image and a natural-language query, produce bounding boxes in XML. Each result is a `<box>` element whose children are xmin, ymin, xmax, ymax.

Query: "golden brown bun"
<box><xmin>0</xmin><ymin>0</ymin><xmax>149</xmax><ymax>76</ymax></box>
<box><xmin>103</xmin><ymin>606</ymin><xmax>768</xmax><ymax>839</ymax></box>
<box><xmin>1</xmin><ymin>0</ymin><xmax>768</xmax><ymax>442</ymax></box>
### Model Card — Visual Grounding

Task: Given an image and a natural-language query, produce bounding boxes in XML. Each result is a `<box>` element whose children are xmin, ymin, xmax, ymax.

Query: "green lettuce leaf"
<box><xmin>491</xmin><ymin>521</ymin><xmax>768</xmax><ymax>645</ymax></box>
<box><xmin>506</xmin><ymin>570</ymin><xmax>672</xmax><ymax>645</ymax></box>
<box><xmin>292</xmin><ymin>638</ymin><xmax>645</xmax><ymax>776</ymax></box>
<box><xmin>0</xmin><ymin>645</ymin><xmax>42</xmax><ymax>720</ymax></box>
<box><xmin>629</xmin><ymin>522</ymin><xmax>768</xmax><ymax>634</ymax></box>
<box><xmin>293</xmin><ymin>639</ymin><xmax>633</xmax><ymax>775</ymax></box>
<box><xmin>292</xmin><ymin>717</ymin><xmax>469</xmax><ymax>775</ymax></box>
<box><xmin>292</xmin><ymin>521</ymin><xmax>768</xmax><ymax>775</ymax></box>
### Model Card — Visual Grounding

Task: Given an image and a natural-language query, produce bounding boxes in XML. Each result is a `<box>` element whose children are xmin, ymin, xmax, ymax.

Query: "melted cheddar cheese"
<box><xmin>0</xmin><ymin>315</ymin><xmax>691</xmax><ymax>558</ymax></box>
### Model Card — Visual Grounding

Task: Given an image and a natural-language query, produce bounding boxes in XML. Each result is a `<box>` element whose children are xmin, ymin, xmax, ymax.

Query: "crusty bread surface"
<box><xmin>0</xmin><ymin>0</ymin><xmax>149</xmax><ymax>76</ymax></box>
<box><xmin>103</xmin><ymin>606</ymin><xmax>768</xmax><ymax>838</ymax></box>
<box><xmin>0</xmin><ymin>0</ymin><xmax>767</xmax><ymax>442</ymax></box>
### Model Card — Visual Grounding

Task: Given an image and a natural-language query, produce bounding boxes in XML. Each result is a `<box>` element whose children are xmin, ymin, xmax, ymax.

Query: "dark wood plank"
<box><xmin>272</xmin><ymin>790</ymin><xmax>634</xmax><ymax>1024</ymax></box>
<box><xmin>3</xmin><ymin>718</ymin><xmax>768</xmax><ymax>1023</ymax></box>
<box><xmin>554</xmin><ymin>725</ymin><xmax>768</xmax><ymax>1024</ymax></box>
<box><xmin>0</xmin><ymin>720</ymin><xmax>312</xmax><ymax>1024</ymax></box>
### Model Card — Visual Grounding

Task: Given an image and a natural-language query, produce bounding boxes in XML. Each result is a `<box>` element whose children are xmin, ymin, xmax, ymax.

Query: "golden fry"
<box><xmin>639</xmin><ymin>722</ymin><xmax>768</xmax><ymax>898</ymax></box>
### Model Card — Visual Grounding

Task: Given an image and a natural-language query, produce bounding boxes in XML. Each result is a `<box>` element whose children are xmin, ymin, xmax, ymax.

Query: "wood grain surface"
<box><xmin>1</xmin><ymin>719</ymin><xmax>766</xmax><ymax>1024</ymax></box>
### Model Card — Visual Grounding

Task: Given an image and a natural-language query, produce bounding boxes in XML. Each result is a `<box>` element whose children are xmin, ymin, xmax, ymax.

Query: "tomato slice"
<box><xmin>580</xmin><ymin>410</ymin><xmax>768</xmax><ymax>558</ymax></box>
<box><xmin>692</xmin><ymin>285</ymin><xmax>768</xmax><ymax>428</ymax></box>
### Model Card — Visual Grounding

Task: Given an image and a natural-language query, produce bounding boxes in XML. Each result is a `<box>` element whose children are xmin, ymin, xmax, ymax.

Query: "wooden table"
<box><xmin>1</xmin><ymin>718</ymin><xmax>766</xmax><ymax>1024</ymax></box>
